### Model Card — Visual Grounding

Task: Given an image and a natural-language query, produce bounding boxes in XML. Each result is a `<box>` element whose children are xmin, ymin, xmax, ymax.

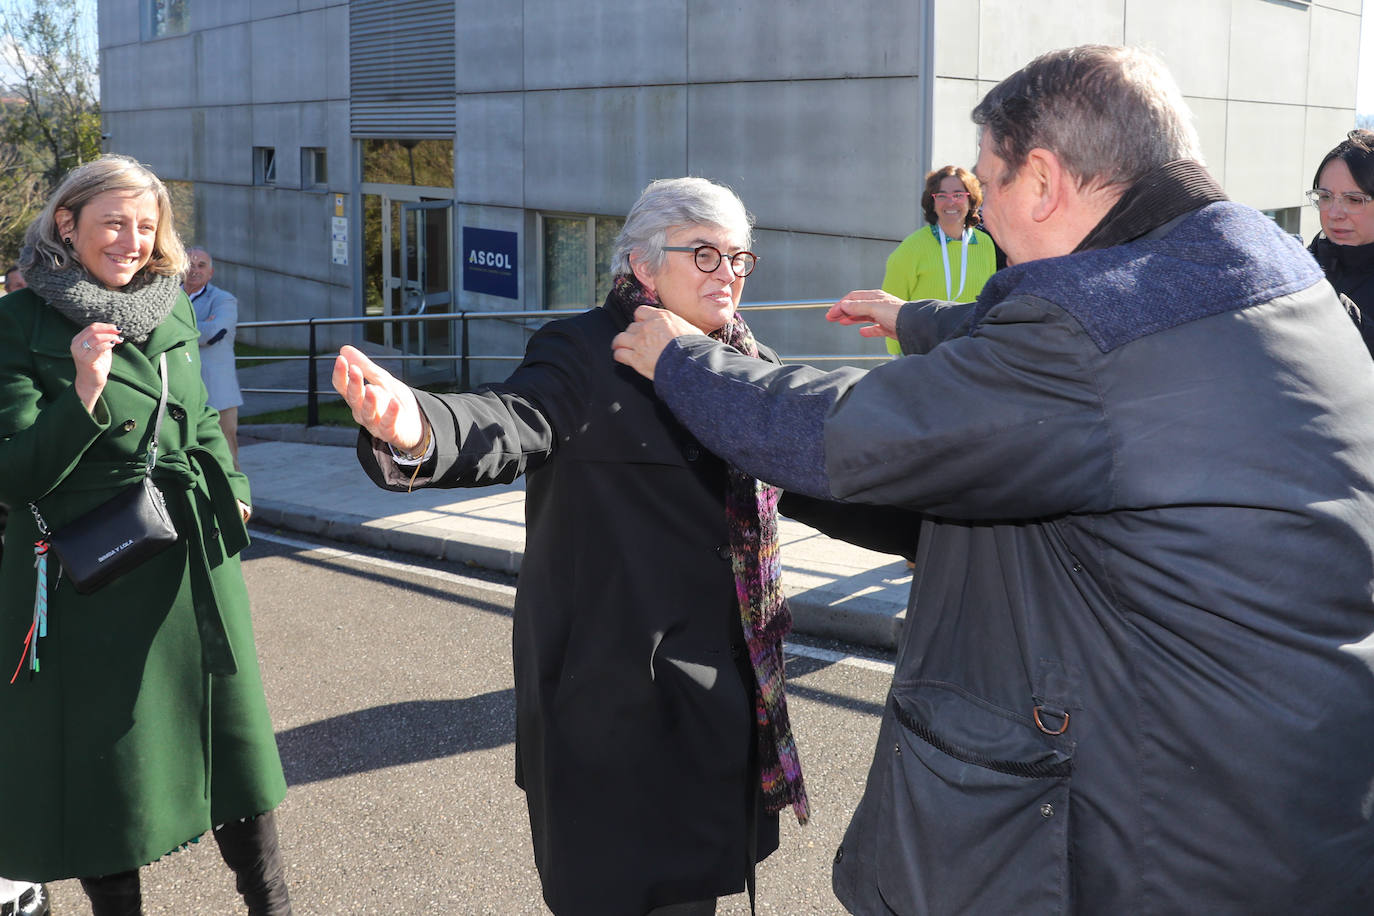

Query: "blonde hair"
<box><xmin>20</xmin><ymin>154</ymin><xmax>187</xmax><ymax>280</ymax></box>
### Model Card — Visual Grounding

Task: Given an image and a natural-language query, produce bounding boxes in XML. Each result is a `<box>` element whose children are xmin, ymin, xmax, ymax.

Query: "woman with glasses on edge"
<box><xmin>879</xmin><ymin>165</ymin><xmax>998</xmax><ymax>357</ymax></box>
<box><xmin>333</xmin><ymin>177</ymin><xmax>843</xmax><ymax>916</ymax></box>
<box><xmin>1308</xmin><ymin>129</ymin><xmax>1374</xmax><ymax>357</ymax></box>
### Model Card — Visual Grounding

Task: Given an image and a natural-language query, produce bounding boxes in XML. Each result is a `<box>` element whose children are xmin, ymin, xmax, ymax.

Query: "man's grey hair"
<box><xmin>186</xmin><ymin>245</ymin><xmax>212</xmax><ymax>264</ymax></box>
<box><xmin>611</xmin><ymin>177</ymin><xmax>753</xmax><ymax>277</ymax></box>
<box><xmin>971</xmin><ymin>45</ymin><xmax>1203</xmax><ymax>191</ymax></box>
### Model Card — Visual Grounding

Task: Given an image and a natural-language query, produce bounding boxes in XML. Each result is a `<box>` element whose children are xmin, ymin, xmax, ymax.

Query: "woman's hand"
<box><xmin>332</xmin><ymin>345</ymin><xmax>427</xmax><ymax>452</ymax></box>
<box><xmin>825</xmin><ymin>289</ymin><xmax>905</xmax><ymax>339</ymax></box>
<box><xmin>70</xmin><ymin>323</ymin><xmax>123</xmax><ymax>414</ymax></box>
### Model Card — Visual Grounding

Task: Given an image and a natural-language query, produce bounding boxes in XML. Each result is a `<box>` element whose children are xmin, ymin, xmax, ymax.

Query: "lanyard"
<box><xmin>936</xmin><ymin>224</ymin><xmax>971</xmax><ymax>300</ymax></box>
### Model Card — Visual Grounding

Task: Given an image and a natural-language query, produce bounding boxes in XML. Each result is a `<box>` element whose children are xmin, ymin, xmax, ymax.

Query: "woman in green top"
<box><xmin>880</xmin><ymin>165</ymin><xmax>998</xmax><ymax>356</ymax></box>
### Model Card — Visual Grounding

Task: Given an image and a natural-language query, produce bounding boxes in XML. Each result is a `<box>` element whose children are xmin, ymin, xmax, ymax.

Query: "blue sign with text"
<box><xmin>462</xmin><ymin>227</ymin><xmax>519</xmax><ymax>299</ymax></box>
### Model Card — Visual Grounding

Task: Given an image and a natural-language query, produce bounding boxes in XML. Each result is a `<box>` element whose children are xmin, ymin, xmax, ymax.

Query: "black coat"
<box><xmin>357</xmin><ymin>294</ymin><xmax>780</xmax><ymax>915</ymax></box>
<box><xmin>1310</xmin><ymin>233</ymin><xmax>1374</xmax><ymax>357</ymax></box>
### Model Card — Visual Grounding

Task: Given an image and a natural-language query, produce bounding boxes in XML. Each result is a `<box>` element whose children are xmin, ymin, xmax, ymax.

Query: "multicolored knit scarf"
<box><xmin>611</xmin><ymin>275</ymin><xmax>810</xmax><ymax>824</ymax></box>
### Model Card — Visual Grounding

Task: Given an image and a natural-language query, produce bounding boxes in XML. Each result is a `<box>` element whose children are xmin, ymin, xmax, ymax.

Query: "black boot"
<box><xmin>79</xmin><ymin>870</ymin><xmax>142</xmax><ymax>916</ymax></box>
<box><xmin>213</xmin><ymin>811</ymin><xmax>292</xmax><ymax>916</ymax></box>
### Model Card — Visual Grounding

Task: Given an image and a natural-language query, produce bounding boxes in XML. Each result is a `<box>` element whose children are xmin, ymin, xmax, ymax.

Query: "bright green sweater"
<box><xmin>881</xmin><ymin>224</ymin><xmax>997</xmax><ymax>355</ymax></box>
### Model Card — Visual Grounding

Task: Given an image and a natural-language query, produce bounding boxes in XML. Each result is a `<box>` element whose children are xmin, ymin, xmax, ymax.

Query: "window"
<box><xmin>147</xmin><ymin>0</ymin><xmax>188</xmax><ymax>38</ymax></box>
<box><xmin>540</xmin><ymin>213</ymin><xmax>624</xmax><ymax>309</ymax></box>
<box><xmin>301</xmin><ymin>147</ymin><xmax>328</xmax><ymax>190</ymax></box>
<box><xmin>361</xmin><ymin>139</ymin><xmax>452</xmax><ymax>188</ymax></box>
<box><xmin>253</xmin><ymin>147</ymin><xmax>276</xmax><ymax>186</ymax></box>
<box><xmin>1263</xmin><ymin>206</ymin><xmax>1301</xmax><ymax>237</ymax></box>
<box><xmin>165</xmin><ymin>180</ymin><xmax>196</xmax><ymax>244</ymax></box>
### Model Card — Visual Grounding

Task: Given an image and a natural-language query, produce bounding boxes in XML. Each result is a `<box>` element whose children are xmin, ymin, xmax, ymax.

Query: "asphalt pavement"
<box><xmin>43</xmin><ymin>532</ymin><xmax>895</xmax><ymax>914</ymax></box>
<box><xmin>237</xmin><ymin>423</ymin><xmax>913</xmax><ymax>652</ymax></box>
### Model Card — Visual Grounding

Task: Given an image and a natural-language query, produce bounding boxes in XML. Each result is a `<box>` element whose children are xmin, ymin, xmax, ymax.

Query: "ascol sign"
<box><xmin>462</xmin><ymin>227</ymin><xmax>519</xmax><ymax>299</ymax></box>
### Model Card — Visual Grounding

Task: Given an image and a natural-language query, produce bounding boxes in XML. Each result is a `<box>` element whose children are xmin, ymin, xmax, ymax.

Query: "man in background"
<box><xmin>184</xmin><ymin>246</ymin><xmax>244</xmax><ymax>469</ymax></box>
<box><xmin>4</xmin><ymin>265</ymin><xmax>25</xmax><ymax>293</ymax></box>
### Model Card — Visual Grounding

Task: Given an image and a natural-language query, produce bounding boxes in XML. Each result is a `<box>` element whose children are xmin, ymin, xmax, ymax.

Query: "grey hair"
<box><xmin>611</xmin><ymin>177</ymin><xmax>753</xmax><ymax>277</ymax></box>
<box><xmin>971</xmin><ymin>45</ymin><xmax>1202</xmax><ymax>191</ymax></box>
<box><xmin>20</xmin><ymin>153</ymin><xmax>188</xmax><ymax>279</ymax></box>
<box><xmin>186</xmin><ymin>245</ymin><xmax>212</xmax><ymax>264</ymax></box>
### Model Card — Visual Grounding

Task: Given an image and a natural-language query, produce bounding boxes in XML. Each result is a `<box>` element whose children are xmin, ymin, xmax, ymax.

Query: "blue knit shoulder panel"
<box><xmin>971</xmin><ymin>202</ymin><xmax>1324</xmax><ymax>353</ymax></box>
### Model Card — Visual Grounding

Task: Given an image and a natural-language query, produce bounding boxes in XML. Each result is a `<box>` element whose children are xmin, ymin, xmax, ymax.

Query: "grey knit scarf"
<box><xmin>21</xmin><ymin>248</ymin><xmax>182</xmax><ymax>344</ymax></box>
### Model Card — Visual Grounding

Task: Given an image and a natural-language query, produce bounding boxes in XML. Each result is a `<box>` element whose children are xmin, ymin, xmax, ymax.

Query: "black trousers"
<box><xmin>80</xmin><ymin>811</ymin><xmax>291</xmax><ymax>916</ymax></box>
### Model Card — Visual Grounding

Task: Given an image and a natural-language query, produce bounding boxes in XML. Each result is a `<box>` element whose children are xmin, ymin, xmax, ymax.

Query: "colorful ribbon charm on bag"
<box><xmin>9</xmin><ymin>540</ymin><xmax>49</xmax><ymax>684</ymax></box>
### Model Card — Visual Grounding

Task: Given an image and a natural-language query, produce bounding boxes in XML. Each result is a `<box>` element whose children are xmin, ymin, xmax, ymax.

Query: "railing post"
<box><xmin>460</xmin><ymin>311</ymin><xmax>471</xmax><ymax>391</ymax></box>
<box><xmin>307</xmin><ymin>318</ymin><xmax>319</xmax><ymax>427</ymax></box>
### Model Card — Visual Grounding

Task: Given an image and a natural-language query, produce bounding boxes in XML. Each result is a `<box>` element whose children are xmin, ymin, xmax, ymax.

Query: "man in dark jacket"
<box><xmin>612</xmin><ymin>45</ymin><xmax>1374</xmax><ymax>914</ymax></box>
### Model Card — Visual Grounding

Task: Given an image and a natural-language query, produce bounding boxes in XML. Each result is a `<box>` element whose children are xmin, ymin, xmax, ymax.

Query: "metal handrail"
<box><xmin>236</xmin><ymin>299</ymin><xmax>886</xmax><ymax>426</ymax></box>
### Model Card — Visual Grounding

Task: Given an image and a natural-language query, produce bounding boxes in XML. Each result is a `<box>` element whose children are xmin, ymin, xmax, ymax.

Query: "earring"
<box><xmin>62</xmin><ymin>237</ymin><xmax>72</xmax><ymax>246</ymax></box>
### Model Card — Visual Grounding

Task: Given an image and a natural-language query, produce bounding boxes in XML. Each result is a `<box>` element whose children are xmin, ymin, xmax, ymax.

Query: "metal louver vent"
<box><xmin>350</xmin><ymin>0</ymin><xmax>456</xmax><ymax>138</ymax></box>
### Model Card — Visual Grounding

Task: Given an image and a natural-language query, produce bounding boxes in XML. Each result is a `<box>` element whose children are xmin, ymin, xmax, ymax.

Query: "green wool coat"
<box><xmin>0</xmin><ymin>288</ymin><xmax>286</xmax><ymax>882</ymax></box>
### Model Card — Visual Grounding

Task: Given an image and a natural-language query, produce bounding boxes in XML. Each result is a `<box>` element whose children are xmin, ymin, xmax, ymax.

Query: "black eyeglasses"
<box><xmin>661</xmin><ymin>245</ymin><xmax>759</xmax><ymax>278</ymax></box>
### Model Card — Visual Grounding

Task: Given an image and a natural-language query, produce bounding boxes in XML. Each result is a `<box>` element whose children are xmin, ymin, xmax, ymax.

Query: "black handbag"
<box><xmin>28</xmin><ymin>353</ymin><xmax>178</xmax><ymax>594</ymax></box>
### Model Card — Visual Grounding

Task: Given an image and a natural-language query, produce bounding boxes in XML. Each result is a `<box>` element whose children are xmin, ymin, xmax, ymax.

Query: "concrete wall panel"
<box><xmin>190</xmin><ymin>105</ymin><xmax>253</xmax><ymax>184</ymax></box>
<box><xmin>688</xmin><ymin>78</ymin><xmax>923</xmax><ymax>240</ymax></box>
<box><xmin>456</xmin><ymin>94</ymin><xmax>525</xmax><ymax>207</ymax></box>
<box><xmin>99</xmin><ymin>0</ymin><xmax>142</xmax><ymax>48</ymax></box>
<box><xmin>195</xmin><ymin>0</ymin><xmax>253</xmax><ymax>30</ymax></box>
<box><xmin>1125</xmin><ymin>0</ymin><xmax>1230</xmax><ymax>99</ymax></box>
<box><xmin>455</xmin><ymin>1</ymin><xmax>524</xmax><ymax>92</ymax></box>
<box><xmin>1307</xmin><ymin>5</ymin><xmax>1361</xmax><ymax>109</ymax></box>
<box><xmin>1223</xmin><ymin>101</ymin><xmax>1307</xmax><ymax>208</ymax></box>
<box><xmin>978</xmin><ymin>0</ymin><xmax>1124</xmax><ymax>81</ymax></box>
<box><xmin>195</xmin><ymin>25</ymin><xmax>254</xmax><ymax>107</ymax></box>
<box><xmin>250</xmin><ymin>10</ymin><xmax>332</xmax><ymax>104</ymax></box>
<box><xmin>135</xmin><ymin>33</ymin><xmax>197</xmax><ymax>109</ymax></box>
<box><xmin>524</xmin><ymin>86</ymin><xmax>687</xmax><ymax>216</ymax></box>
<box><xmin>1188</xmin><ymin>96</ymin><xmax>1229</xmax><ymax>188</ymax></box>
<box><xmin>931</xmin><ymin>77</ymin><xmax>983</xmax><ymax>178</ymax></box>
<box><xmin>1227</xmin><ymin>0</ymin><xmax>1310</xmax><ymax>105</ymax></box>
<box><xmin>100</xmin><ymin>44</ymin><xmax>140</xmax><ymax>114</ymax></box>
<box><xmin>1318</xmin><ymin>0</ymin><xmax>1361</xmax><ymax>15</ymax></box>
<box><xmin>523</xmin><ymin>0</ymin><xmax>686</xmax><ymax>89</ymax></box>
<box><xmin>934</xmin><ymin>0</ymin><xmax>980</xmax><ymax>80</ymax></box>
<box><xmin>690</xmin><ymin>0</ymin><xmax>923</xmax><ymax>82</ymax></box>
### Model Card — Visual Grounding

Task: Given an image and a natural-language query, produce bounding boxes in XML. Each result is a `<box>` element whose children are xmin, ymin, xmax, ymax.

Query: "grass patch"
<box><xmin>241</xmin><ymin>399</ymin><xmax>356</xmax><ymax>427</ymax></box>
<box><xmin>235</xmin><ymin>343</ymin><xmax>309</xmax><ymax>369</ymax></box>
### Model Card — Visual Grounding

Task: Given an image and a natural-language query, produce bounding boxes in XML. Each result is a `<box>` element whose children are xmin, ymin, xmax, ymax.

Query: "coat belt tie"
<box><xmin>152</xmin><ymin>447</ymin><xmax>249</xmax><ymax>677</ymax></box>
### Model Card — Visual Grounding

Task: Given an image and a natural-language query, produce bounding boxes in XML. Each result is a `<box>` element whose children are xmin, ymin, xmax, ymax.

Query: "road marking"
<box><xmin>784</xmin><ymin>641</ymin><xmax>895</xmax><ymax>674</ymax></box>
<box><xmin>252</xmin><ymin>529</ymin><xmax>896</xmax><ymax>674</ymax></box>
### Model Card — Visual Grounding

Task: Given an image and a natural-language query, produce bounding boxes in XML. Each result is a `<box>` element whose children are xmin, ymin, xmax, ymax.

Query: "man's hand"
<box><xmin>332</xmin><ymin>345</ymin><xmax>426</xmax><ymax>451</ymax></box>
<box><xmin>611</xmin><ymin>305</ymin><xmax>701</xmax><ymax>380</ymax></box>
<box><xmin>826</xmin><ymin>289</ymin><xmax>905</xmax><ymax>339</ymax></box>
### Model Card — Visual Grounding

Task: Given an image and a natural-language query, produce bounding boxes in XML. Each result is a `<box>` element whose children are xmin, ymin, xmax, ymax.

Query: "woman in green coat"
<box><xmin>0</xmin><ymin>155</ymin><xmax>290</xmax><ymax>915</ymax></box>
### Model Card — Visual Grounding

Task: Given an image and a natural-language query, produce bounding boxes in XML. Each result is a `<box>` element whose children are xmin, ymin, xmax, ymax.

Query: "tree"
<box><xmin>0</xmin><ymin>0</ymin><xmax>100</xmax><ymax>262</ymax></box>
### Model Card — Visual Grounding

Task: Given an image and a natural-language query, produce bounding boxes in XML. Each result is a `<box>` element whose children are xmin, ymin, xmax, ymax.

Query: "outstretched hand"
<box><xmin>611</xmin><ymin>305</ymin><xmax>701</xmax><ymax>380</ymax></box>
<box><xmin>826</xmin><ymin>289</ymin><xmax>905</xmax><ymax>339</ymax></box>
<box><xmin>332</xmin><ymin>345</ymin><xmax>426</xmax><ymax>451</ymax></box>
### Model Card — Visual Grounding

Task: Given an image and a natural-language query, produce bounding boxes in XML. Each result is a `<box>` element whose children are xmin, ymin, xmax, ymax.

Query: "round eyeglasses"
<box><xmin>1307</xmin><ymin>189</ymin><xmax>1373</xmax><ymax>212</ymax></box>
<box><xmin>932</xmin><ymin>191</ymin><xmax>970</xmax><ymax>201</ymax></box>
<box><xmin>661</xmin><ymin>245</ymin><xmax>759</xmax><ymax>278</ymax></box>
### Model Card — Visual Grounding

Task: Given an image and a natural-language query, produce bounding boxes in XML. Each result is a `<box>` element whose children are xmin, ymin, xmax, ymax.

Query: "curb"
<box><xmin>249</xmin><ymin>501</ymin><xmax>905</xmax><ymax>652</ymax></box>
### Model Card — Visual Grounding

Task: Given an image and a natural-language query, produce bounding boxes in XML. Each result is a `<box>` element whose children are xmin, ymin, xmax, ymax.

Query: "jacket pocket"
<box><xmin>874</xmin><ymin>681</ymin><xmax>1072</xmax><ymax>915</ymax></box>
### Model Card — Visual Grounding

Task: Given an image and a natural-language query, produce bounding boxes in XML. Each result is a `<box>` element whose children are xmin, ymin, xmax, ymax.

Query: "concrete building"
<box><xmin>98</xmin><ymin>0</ymin><xmax>1362</xmax><ymax>385</ymax></box>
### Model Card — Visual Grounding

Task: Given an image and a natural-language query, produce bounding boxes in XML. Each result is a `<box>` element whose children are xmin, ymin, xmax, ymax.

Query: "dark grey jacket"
<box><xmin>651</xmin><ymin>203</ymin><xmax>1374</xmax><ymax>914</ymax></box>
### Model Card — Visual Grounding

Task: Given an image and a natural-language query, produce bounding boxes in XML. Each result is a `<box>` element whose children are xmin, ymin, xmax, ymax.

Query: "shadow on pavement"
<box><xmin>276</xmin><ymin>692</ymin><xmax>515</xmax><ymax>785</ymax></box>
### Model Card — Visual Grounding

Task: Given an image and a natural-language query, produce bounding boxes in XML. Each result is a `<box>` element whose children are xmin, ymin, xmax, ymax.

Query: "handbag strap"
<box><xmin>146</xmin><ymin>352</ymin><xmax>169</xmax><ymax>476</ymax></box>
<box><xmin>29</xmin><ymin>350</ymin><xmax>172</xmax><ymax>532</ymax></box>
